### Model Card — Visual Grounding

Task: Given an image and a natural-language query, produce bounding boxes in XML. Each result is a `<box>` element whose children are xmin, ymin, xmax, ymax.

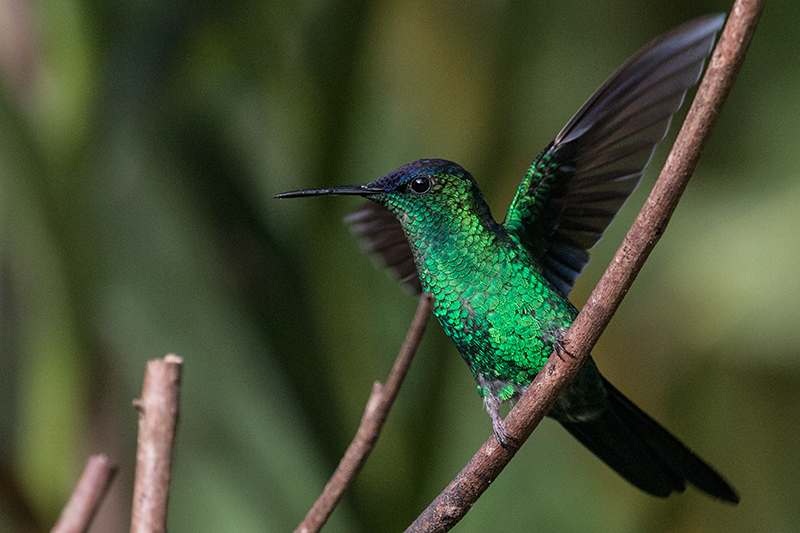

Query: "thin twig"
<box><xmin>295</xmin><ymin>293</ymin><xmax>434</xmax><ymax>533</ymax></box>
<box><xmin>130</xmin><ymin>354</ymin><xmax>184</xmax><ymax>533</ymax></box>
<box><xmin>406</xmin><ymin>1</ymin><xmax>764</xmax><ymax>531</ymax></box>
<box><xmin>51</xmin><ymin>455</ymin><xmax>117</xmax><ymax>533</ymax></box>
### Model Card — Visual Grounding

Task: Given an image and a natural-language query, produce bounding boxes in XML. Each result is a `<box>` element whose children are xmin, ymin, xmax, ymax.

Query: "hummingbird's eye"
<box><xmin>409</xmin><ymin>176</ymin><xmax>431</xmax><ymax>194</ymax></box>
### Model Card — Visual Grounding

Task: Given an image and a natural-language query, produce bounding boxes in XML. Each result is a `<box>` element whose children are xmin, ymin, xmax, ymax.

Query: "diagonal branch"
<box><xmin>406</xmin><ymin>1</ymin><xmax>765</xmax><ymax>531</ymax></box>
<box><xmin>52</xmin><ymin>455</ymin><xmax>117</xmax><ymax>533</ymax></box>
<box><xmin>295</xmin><ymin>293</ymin><xmax>434</xmax><ymax>533</ymax></box>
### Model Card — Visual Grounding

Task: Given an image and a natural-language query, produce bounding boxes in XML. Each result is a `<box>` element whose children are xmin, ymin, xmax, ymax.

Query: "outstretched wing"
<box><xmin>345</xmin><ymin>202</ymin><xmax>423</xmax><ymax>293</ymax></box>
<box><xmin>503</xmin><ymin>14</ymin><xmax>725</xmax><ymax>296</ymax></box>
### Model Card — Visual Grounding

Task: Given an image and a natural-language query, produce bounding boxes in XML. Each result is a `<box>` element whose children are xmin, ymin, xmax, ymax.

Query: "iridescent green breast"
<box><xmin>415</xmin><ymin>223</ymin><xmax>578</xmax><ymax>394</ymax></box>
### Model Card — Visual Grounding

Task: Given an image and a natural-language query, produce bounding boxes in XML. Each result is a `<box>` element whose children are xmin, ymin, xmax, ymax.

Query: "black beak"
<box><xmin>275</xmin><ymin>184</ymin><xmax>383</xmax><ymax>199</ymax></box>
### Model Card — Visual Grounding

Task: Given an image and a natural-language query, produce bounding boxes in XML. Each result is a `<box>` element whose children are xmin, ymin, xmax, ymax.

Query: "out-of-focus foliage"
<box><xmin>0</xmin><ymin>0</ymin><xmax>798</xmax><ymax>531</ymax></box>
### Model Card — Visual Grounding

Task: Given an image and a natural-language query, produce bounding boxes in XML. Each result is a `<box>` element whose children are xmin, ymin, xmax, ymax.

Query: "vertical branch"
<box><xmin>130</xmin><ymin>354</ymin><xmax>183</xmax><ymax>533</ymax></box>
<box><xmin>406</xmin><ymin>1</ymin><xmax>765</xmax><ymax>531</ymax></box>
<box><xmin>295</xmin><ymin>293</ymin><xmax>433</xmax><ymax>533</ymax></box>
<box><xmin>52</xmin><ymin>455</ymin><xmax>117</xmax><ymax>533</ymax></box>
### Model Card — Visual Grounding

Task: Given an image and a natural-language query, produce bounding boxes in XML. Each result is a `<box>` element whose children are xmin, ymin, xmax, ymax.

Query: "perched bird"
<box><xmin>277</xmin><ymin>14</ymin><xmax>738</xmax><ymax>502</ymax></box>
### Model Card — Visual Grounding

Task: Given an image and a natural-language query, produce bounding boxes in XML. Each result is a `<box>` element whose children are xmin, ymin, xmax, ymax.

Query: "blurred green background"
<box><xmin>1</xmin><ymin>0</ymin><xmax>798</xmax><ymax>531</ymax></box>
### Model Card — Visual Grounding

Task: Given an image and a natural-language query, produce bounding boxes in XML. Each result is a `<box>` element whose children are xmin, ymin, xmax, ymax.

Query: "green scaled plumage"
<box><xmin>277</xmin><ymin>14</ymin><xmax>739</xmax><ymax>503</ymax></box>
<box><xmin>374</xmin><ymin>160</ymin><xmax>578</xmax><ymax>405</ymax></box>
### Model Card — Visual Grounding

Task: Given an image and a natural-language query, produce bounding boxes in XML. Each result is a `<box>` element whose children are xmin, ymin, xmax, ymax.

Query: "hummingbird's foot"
<box><xmin>480</xmin><ymin>381</ymin><xmax>521</xmax><ymax>449</ymax></box>
<box><xmin>552</xmin><ymin>336</ymin><xmax>574</xmax><ymax>360</ymax></box>
<box><xmin>545</xmin><ymin>326</ymin><xmax>573</xmax><ymax>360</ymax></box>
<box><xmin>491</xmin><ymin>413</ymin><xmax>519</xmax><ymax>450</ymax></box>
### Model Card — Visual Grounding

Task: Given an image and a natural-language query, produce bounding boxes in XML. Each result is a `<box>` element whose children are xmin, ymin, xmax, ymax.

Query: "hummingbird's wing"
<box><xmin>503</xmin><ymin>14</ymin><xmax>724</xmax><ymax>296</ymax></box>
<box><xmin>345</xmin><ymin>202</ymin><xmax>423</xmax><ymax>293</ymax></box>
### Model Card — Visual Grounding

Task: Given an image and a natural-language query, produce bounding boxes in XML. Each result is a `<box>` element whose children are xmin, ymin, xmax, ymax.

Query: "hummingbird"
<box><xmin>277</xmin><ymin>14</ymin><xmax>738</xmax><ymax>502</ymax></box>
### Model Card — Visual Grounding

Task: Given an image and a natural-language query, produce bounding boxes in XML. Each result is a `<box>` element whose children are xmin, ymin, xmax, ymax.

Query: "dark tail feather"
<box><xmin>557</xmin><ymin>376</ymin><xmax>739</xmax><ymax>503</ymax></box>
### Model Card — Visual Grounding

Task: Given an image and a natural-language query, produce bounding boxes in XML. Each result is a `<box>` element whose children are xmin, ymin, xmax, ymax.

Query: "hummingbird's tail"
<box><xmin>553</xmin><ymin>375</ymin><xmax>740</xmax><ymax>503</ymax></box>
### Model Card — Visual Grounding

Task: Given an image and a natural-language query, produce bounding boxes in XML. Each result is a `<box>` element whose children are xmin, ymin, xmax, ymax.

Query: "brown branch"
<box><xmin>51</xmin><ymin>455</ymin><xmax>117</xmax><ymax>533</ymax></box>
<box><xmin>295</xmin><ymin>293</ymin><xmax>434</xmax><ymax>533</ymax></box>
<box><xmin>406</xmin><ymin>1</ymin><xmax>765</xmax><ymax>531</ymax></box>
<box><xmin>130</xmin><ymin>354</ymin><xmax>183</xmax><ymax>533</ymax></box>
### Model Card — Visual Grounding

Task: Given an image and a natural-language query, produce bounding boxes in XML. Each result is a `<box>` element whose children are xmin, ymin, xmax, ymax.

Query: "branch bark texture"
<box><xmin>406</xmin><ymin>1</ymin><xmax>764</xmax><ymax>531</ymax></box>
<box><xmin>130</xmin><ymin>354</ymin><xmax>183</xmax><ymax>533</ymax></box>
<box><xmin>295</xmin><ymin>293</ymin><xmax>433</xmax><ymax>533</ymax></box>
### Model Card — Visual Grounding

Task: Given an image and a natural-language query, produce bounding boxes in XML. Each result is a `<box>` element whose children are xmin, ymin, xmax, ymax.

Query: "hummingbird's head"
<box><xmin>277</xmin><ymin>160</ymin><xmax>497</xmax><ymax>280</ymax></box>
<box><xmin>364</xmin><ymin>159</ymin><xmax>483</xmax><ymax>213</ymax></box>
<box><xmin>276</xmin><ymin>159</ymin><xmax>489</xmax><ymax>220</ymax></box>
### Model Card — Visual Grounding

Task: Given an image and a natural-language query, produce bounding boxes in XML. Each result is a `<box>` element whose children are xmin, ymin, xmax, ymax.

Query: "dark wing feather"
<box><xmin>344</xmin><ymin>202</ymin><xmax>422</xmax><ymax>293</ymax></box>
<box><xmin>503</xmin><ymin>14</ymin><xmax>725</xmax><ymax>295</ymax></box>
